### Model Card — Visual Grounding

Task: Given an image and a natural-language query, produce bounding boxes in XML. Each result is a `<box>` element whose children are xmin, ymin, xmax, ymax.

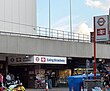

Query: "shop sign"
<box><xmin>94</xmin><ymin>15</ymin><xmax>109</xmax><ymax>41</ymax></box>
<box><xmin>34</xmin><ymin>56</ymin><xmax>67</xmax><ymax>64</ymax></box>
<box><xmin>8</xmin><ymin>56</ymin><xmax>33</xmax><ymax>65</ymax></box>
<box><xmin>0</xmin><ymin>55</ymin><xmax>6</xmax><ymax>61</ymax></box>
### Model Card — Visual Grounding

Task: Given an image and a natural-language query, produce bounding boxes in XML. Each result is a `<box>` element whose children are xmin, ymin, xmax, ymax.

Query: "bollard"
<box><xmin>46</xmin><ymin>82</ymin><xmax>48</xmax><ymax>91</ymax></box>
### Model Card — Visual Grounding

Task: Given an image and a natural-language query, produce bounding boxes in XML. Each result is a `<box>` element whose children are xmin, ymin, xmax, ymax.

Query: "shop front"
<box><xmin>33</xmin><ymin>56</ymin><xmax>70</xmax><ymax>87</ymax></box>
<box><xmin>0</xmin><ymin>55</ymin><xmax>7</xmax><ymax>77</ymax></box>
<box><xmin>8</xmin><ymin>55</ymin><xmax>70</xmax><ymax>88</ymax></box>
<box><xmin>39</xmin><ymin>64</ymin><xmax>71</xmax><ymax>87</ymax></box>
<box><xmin>8</xmin><ymin>55</ymin><xmax>35</xmax><ymax>88</ymax></box>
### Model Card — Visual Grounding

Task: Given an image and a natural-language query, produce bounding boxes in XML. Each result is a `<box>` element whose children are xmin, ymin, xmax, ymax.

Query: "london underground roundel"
<box><xmin>97</xmin><ymin>17</ymin><xmax>105</xmax><ymax>26</ymax></box>
<box><xmin>10</xmin><ymin>58</ymin><xmax>14</xmax><ymax>62</ymax></box>
<box><xmin>36</xmin><ymin>57</ymin><xmax>39</xmax><ymax>62</ymax></box>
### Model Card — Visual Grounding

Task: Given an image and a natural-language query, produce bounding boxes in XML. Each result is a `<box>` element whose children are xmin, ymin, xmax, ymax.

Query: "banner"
<box><xmin>34</xmin><ymin>56</ymin><xmax>67</xmax><ymax>64</ymax></box>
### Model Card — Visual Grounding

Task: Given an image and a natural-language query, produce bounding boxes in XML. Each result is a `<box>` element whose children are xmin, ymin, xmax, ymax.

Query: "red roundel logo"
<box><xmin>97</xmin><ymin>17</ymin><xmax>105</xmax><ymax>26</ymax></box>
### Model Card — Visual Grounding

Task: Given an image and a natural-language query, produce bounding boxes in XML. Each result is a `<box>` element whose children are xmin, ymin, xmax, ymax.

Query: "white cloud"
<box><xmin>52</xmin><ymin>16</ymin><xmax>80</xmax><ymax>33</ymax></box>
<box><xmin>77</xmin><ymin>22</ymin><xmax>93</xmax><ymax>35</ymax></box>
<box><xmin>52</xmin><ymin>16</ymin><xmax>69</xmax><ymax>31</ymax></box>
<box><xmin>77</xmin><ymin>22</ymin><xmax>93</xmax><ymax>41</ymax></box>
<box><xmin>52</xmin><ymin>17</ymin><xmax>93</xmax><ymax>39</ymax></box>
<box><xmin>52</xmin><ymin>16</ymin><xmax>93</xmax><ymax>41</ymax></box>
<box><xmin>85</xmin><ymin>0</ymin><xmax>110</xmax><ymax>11</ymax></box>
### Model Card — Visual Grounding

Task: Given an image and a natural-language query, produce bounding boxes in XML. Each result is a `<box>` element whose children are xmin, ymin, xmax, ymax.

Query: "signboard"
<box><xmin>94</xmin><ymin>15</ymin><xmax>109</xmax><ymax>41</ymax></box>
<box><xmin>8</xmin><ymin>56</ymin><xmax>67</xmax><ymax>65</ymax></box>
<box><xmin>8</xmin><ymin>56</ymin><xmax>33</xmax><ymax>65</ymax></box>
<box><xmin>34</xmin><ymin>56</ymin><xmax>67</xmax><ymax>64</ymax></box>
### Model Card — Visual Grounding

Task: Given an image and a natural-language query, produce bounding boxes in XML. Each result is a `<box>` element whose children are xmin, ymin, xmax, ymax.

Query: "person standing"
<box><xmin>45</xmin><ymin>71</ymin><xmax>52</xmax><ymax>89</ymax></box>
<box><xmin>35</xmin><ymin>73</ymin><xmax>42</xmax><ymax>88</ymax></box>
<box><xmin>0</xmin><ymin>73</ymin><xmax>3</xmax><ymax>91</ymax></box>
<box><xmin>6</xmin><ymin>73</ymin><xmax>12</xmax><ymax>88</ymax></box>
<box><xmin>36</xmin><ymin>73</ymin><xmax>41</xmax><ymax>81</ymax></box>
<box><xmin>97</xmin><ymin>59</ymin><xmax>110</xmax><ymax>89</ymax></box>
<box><xmin>11</xmin><ymin>74</ymin><xmax>15</xmax><ymax>82</ymax></box>
<box><xmin>97</xmin><ymin>59</ymin><xmax>108</xmax><ymax>76</ymax></box>
<box><xmin>6</xmin><ymin>73</ymin><xmax>11</xmax><ymax>83</ymax></box>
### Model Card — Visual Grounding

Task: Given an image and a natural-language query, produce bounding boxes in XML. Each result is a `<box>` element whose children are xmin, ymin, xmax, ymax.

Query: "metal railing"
<box><xmin>0</xmin><ymin>26</ymin><xmax>90</xmax><ymax>43</ymax></box>
<box><xmin>36</xmin><ymin>26</ymin><xmax>90</xmax><ymax>42</ymax></box>
<box><xmin>0</xmin><ymin>20</ymin><xmax>90</xmax><ymax>42</ymax></box>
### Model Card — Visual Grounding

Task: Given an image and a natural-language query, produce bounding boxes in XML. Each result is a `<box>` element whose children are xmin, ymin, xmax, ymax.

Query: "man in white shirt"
<box><xmin>6</xmin><ymin>73</ymin><xmax>11</xmax><ymax>82</ymax></box>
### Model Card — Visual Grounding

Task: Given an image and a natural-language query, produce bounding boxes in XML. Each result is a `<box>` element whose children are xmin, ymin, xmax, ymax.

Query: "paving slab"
<box><xmin>26</xmin><ymin>87</ymin><xmax>69</xmax><ymax>91</ymax></box>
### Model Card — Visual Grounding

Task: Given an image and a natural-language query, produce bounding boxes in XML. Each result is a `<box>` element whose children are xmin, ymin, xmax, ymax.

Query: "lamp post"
<box><xmin>49</xmin><ymin>0</ymin><xmax>51</xmax><ymax>37</ymax></box>
<box><xmin>70</xmin><ymin>0</ymin><xmax>72</xmax><ymax>39</ymax></box>
<box><xmin>93</xmin><ymin>17</ymin><xmax>96</xmax><ymax>79</ymax></box>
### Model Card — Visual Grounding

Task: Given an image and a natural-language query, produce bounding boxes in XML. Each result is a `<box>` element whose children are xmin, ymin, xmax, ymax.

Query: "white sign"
<box><xmin>94</xmin><ymin>15</ymin><xmax>109</xmax><ymax>41</ymax></box>
<box><xmin>34</xmin><ymin>56</ymin><xmax>67</xmax><ymax>64</ymax></box>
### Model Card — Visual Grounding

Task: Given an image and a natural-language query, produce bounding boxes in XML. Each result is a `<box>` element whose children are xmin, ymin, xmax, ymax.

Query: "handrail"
<box><xmin>0</xmin><ymin>19</ymin><xmax>89</xmax><ymax>42</ymax></box>
<box><xmin>0</xmin><ymin>28</ymin><xmax>90</xmax><ymax>43</ymax></box>
<box><xmin>36</xmin><ymin>26</ymin><xmax>89</xmax><ymax>42</ymax></box>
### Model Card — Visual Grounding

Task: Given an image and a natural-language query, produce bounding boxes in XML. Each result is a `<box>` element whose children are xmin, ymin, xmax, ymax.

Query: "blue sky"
<box><xmin>37</xmin><ymin>0</ymin><xmax>110</xmax><ymax>35</ymax></box>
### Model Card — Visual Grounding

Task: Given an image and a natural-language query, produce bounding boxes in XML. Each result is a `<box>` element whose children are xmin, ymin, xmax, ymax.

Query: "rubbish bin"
<box><xmin>68</xmin><ymin>74</ymin><xmax>100</xmax><ymax>91</ymax></box>
<box><xmin>68</xmin><ymin>75</ymin><xmax>86</xmax><ymax>91</ymax></box>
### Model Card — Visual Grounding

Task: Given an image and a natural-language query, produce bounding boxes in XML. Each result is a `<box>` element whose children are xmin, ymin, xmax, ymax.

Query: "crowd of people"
<box><xmin>0</xmin><ymin>73</ymin><xmax>21</xmax><ymax>91</ymax></box>
<box><xmin>0</xmin><ymin>59</ymin><xmax>109</xmax><ymax>91</ymax></box>
<box><xmin>34</xmin><ymin>60</ymin><xmax>110</xmax><ymax>90</ymax></box>
<box><xmin>97</xmin><ymin>59</ymin><xmax>110</xmax><ymax>90</ymax></box>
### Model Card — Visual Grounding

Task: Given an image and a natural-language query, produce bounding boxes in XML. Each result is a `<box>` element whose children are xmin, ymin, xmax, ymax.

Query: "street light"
<box><xmin>93</xmin><ymin>17</ymin><xmax>96</xmax><ymax>79</ymax></box>
<box><xmin>70</xmin><ymin>0</ymin><xmax>72</xmax><ymax>39</ymax></box>
<box><xmin>49</xmin><ymin>0</ymin><xmax>51</xmax><ymax>37</ymax></box>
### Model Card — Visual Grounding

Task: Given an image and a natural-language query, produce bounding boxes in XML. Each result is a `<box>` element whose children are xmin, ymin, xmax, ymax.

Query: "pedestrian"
<box><xmin>0</xmin><ymin>73</ymin><xmax>3</xmax><ymax>91</ymax></box>
<box><xmin>35</xmin><ymin>73</ymin><xmax>43</xmax><ymax>88</ymax></box>
<box><xmin>6</xmin><ymin>73</ymin><xmax>11</xmax><ymax>83</ymax></box>
<box><xmin>10</xmin><ymin>74</ymin><xmax>15</xmax><ymax>81</ymax></box>
<box><xmin>36</xmin><ymin>73</ymin><xmax>41</xmax><ymax>81</ymax></box>
<box><xmin>45</xmin><ymin>70</ymin><xmax>52</xmax><ymax>89</ymax></box>
<box><xmin>6</xmin><ymin>73</ymin><xmax>12</xmax><ymax>88</ymax></box>
<box><xmin>102</xmin><ymin>84</ymin><xmax>110</xmax><ymax>91</ymax></box>
<box><xmin>97</xmin><ymin>59</ymin><xmax>108</xmax><ymax>76</ymax></box>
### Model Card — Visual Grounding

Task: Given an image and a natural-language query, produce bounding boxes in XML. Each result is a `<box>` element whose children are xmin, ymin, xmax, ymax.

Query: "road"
<box><xmin>26</xmin><ymin>87</ymin><xmax>69</xmax><ymax>91</ymax></box>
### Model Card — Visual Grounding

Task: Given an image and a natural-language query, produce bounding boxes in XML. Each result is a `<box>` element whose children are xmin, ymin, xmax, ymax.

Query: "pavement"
<box><xmin>26</xmin><ymin>87</ymin><xmax>69</xmax><ymax>91</ymax></box>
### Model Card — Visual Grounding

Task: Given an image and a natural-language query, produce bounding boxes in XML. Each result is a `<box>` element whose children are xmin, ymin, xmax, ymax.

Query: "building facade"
<box><xmin>0</xmin><ymin>0</ymin><xmax>36</xmax><ymax>34</ymax></box>
<box><xmin>0</xmin><ymin>0</ymin><xmax>110</xmax><ymax>88</ymax></box>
